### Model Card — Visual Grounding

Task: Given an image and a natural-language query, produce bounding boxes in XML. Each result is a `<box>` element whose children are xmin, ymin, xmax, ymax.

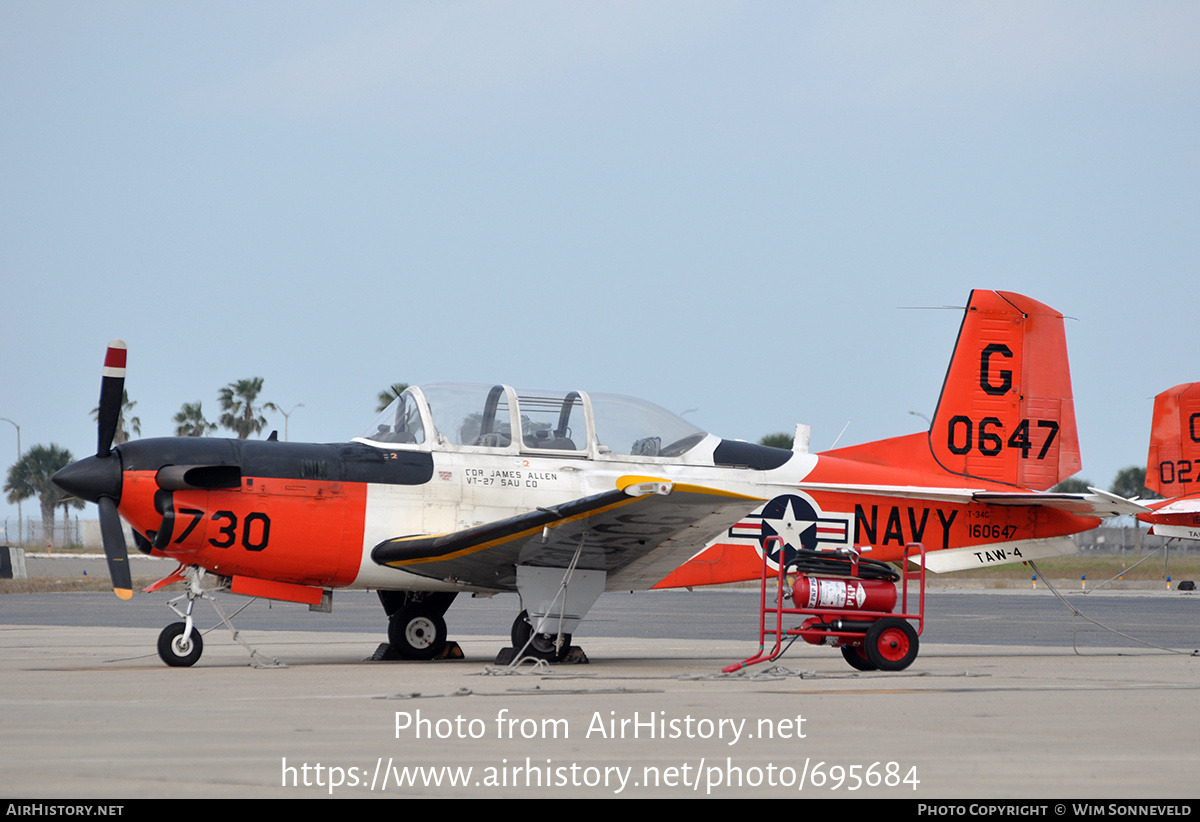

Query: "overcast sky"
<box><xmin>2</xmin><ymin>2</ymin><xmax>1198</xmax><ymax>532</ymax></box>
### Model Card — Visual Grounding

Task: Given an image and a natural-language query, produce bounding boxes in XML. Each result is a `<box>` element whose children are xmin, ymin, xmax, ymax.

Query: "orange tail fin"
<box><xmin>928</xmin><ymin>290</ymin><xmax>1081</xmax><ymax>490</ymax></box>
<box><xmin>1145</xmin><ymin>383</ymin><xmax>1200</xmax><ymax>498</ymax></box>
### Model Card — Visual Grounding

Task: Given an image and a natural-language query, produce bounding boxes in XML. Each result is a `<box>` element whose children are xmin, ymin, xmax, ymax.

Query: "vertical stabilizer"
<box><xmin>1145</xmin><ymin>383</ymin><xmax>1200</xmax><ymax>498</ymax></box>
<box><xmin>928</xmin><ymin>290</ymin><xmax>1080</xmax><ymax>490</ymax></box>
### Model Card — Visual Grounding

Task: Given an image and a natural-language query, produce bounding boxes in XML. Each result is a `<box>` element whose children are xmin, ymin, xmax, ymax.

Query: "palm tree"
<box><xmin>90</xmin><ymin>389</ymin><xmax>141</xmax><ymax>445</ymax></box>
<box><xmin>174</xmin><ymin>401</ymin><xmax>218</xmax><ymax>437</ymax></box>
<box><xmin>377</xmin><ymin>383</ymin><xmax>409</xmax><ymax>413</ymax></box>
<box><xmin>1110</xmin><ymin>466</ymin><xmax>1161</xmax><ymax>500</ymax></box>
<box><xmin>759</xmin><ymin>432</ymin><xmax>793</xmax><ymax>449</ymax></box>
<box><xmin>218</xmin><ymin>378</ymin><xmax>277</xmax><ymax>440</ymax></box>
<box><xmin>5</xmin><ymin>443</ymin><xmax>83</xmax><ymax>547</ymax></box>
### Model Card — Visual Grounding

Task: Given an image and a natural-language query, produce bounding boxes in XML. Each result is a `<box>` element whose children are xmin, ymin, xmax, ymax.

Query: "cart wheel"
<box><xmin>864</xmin><ymin>617</ymin><xmax>919</xmax><ymax>671</ymax></box>
<box><xmin>840</xmin><ymin>643</ymin><xmax>877</xmax><ymax>671</ymax></box>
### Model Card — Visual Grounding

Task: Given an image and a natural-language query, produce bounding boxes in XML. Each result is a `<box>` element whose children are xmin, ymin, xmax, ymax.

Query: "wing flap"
<box><xmin>371</xmin><ymin>478</ymin><xmax>762</xmax><ymax>592</ymax></box>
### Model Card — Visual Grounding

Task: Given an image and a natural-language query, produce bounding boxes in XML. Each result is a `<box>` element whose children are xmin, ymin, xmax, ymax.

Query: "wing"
<box><xmin>370</xmin><ymin>476</ymin><xmax>763</xmax><ymax>591</ymax></box>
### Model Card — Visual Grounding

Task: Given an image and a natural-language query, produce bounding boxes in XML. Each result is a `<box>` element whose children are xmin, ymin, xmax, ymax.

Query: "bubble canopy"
<box><xmin>356</xmin><ymin>382</ymin><xmax>708</xmax><ymax>459</ymax></box>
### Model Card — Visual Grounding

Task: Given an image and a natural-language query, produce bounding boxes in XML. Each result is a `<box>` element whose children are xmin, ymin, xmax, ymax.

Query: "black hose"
<box><xmin>786</xmin><ymin>549</ymin><xmax>900</xmax><ymax>582</ymax></box>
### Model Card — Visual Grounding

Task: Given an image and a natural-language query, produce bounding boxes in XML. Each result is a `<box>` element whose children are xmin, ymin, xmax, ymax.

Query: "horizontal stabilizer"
<box><xmin>797</xmin><ymin>482</ymin><xmax>976</xmax><ymax>504</ymax></box>
<box><xmin>1153</xmin><ymin>497</ymin><xmax>1200</xmax><ymax>515</ymax></box>
<box><xmin>973</xmin><ymin>487</ymin><xmax>1151</xmax><ymax>517</ymax></box>
<box><xmin>798</xmin><ymin>482</ymin><xmax>1147</xmax><ymax>517</ymax></box>
<box><xmin>1143</xmin><ymin>496</ymin><xmax>1200</xmax><ymax>540</ymax></box>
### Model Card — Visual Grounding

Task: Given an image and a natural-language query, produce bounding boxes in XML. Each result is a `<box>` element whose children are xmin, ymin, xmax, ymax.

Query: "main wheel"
<box><xmin>864</xmin><ymin>617</ymin><xmax>919</xmax><ymax>671</ymax></box>
<box><xmin>157</xmin><ymin>622</ymin><xmax>203</xmax><ymax>667</ymax></box>
<box><xmin>388</xmin><ymin>605</ymin><xmax>447</xmax><ymax>660</ymax></box>
<box><xmin>840</xmin><ymin>643</ymin><xmax>877</xmax><ymax>671</ymax></box>
<box><xmin>511</xmin><ymin>611</ymin><xmax>571</xmax><ymax>662</ymax></box>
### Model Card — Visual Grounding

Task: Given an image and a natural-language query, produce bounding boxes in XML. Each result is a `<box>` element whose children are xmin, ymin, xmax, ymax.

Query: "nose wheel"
<box><xmin>157</xmin><ymin>566</ymin><xmax>205</xmax><ymax>667</ymax></box>
<box><xmin>158</xmin><ymin>622</ymin><xmax>203</xmax><ymax>667</ymax></box>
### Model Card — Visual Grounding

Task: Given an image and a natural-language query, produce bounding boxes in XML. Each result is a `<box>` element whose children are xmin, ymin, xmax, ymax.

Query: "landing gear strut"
<box><xmin>157</xmin><ymin>566</ymin><xmax>204</xmax><ymax>667</ymax></box>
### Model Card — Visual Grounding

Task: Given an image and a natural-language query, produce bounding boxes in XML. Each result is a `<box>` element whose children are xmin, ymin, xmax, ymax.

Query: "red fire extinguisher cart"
<box><xmin>724</xmin><ymin>537</ymin><xmax>927</xmax><ymax>673</ymax></box>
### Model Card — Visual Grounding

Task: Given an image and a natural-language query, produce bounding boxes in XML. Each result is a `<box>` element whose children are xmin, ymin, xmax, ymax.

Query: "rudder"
<box><xmin>928</xmin><ymin>290</ymin><xmax>1081</xmax><ymax>490</ymax></box>
<box><xmin>1145</xmin><ymin>383</ymin><xmax>1200</xmax><ymax>498</ymax></box>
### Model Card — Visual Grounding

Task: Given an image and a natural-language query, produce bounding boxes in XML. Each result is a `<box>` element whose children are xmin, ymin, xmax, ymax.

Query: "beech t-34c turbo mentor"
<box><xmin>1138</xmin><ymin>382</ymin><xmax>1200</xmax><ymax>542</ymax></box>
<box><xmin>53</xmin><ymin>290</ymin><xmax>1143</xmax><ymax>667</ymax></box>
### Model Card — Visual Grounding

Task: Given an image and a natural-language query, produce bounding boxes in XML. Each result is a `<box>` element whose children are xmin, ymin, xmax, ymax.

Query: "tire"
<box><xmin>840</xmin><ymin>643</ymin><xmax>877</xmax><ymax>671</ymax></box>
<box><xmin>157</xmin><ymin>622</ymin><xmax>203</xmax><ymax>667</ymax></box>
<box><xmin>511</xmin><ymin>611</ymin><xmax>571</xmax><ymax>662</ymax></box>
<box><xmin>388</xmin><ymin>605</ymin><xmax>447</xmax><ymax>661</ymax></box>
<box><xmin>864</xmin><ymin>617</ymin><xmax>919</xmax><ymax>672</ymax></box>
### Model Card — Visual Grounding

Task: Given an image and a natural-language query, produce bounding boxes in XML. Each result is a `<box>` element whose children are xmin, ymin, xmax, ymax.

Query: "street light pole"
<box><xmin>0</xmin><ymin>417</ymin><xmax>21</xmax><ymax>546</ymax></box>
<box><xmin>280</xmin><ymin>404</ymin><xmax>304</xmax><ymax>442</ymax></box>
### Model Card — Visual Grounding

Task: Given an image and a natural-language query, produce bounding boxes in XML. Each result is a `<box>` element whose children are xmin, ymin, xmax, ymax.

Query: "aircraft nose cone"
<box><xmin>53</xmin><ymin>454</ymin><xmax>122</xmax><ymax>504</ymax></box>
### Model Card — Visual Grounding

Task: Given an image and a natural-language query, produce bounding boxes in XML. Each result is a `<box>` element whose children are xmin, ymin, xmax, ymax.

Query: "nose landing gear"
<box><xmin>157</xmin><ymin>621</ymin><xmax>203</xmax><ymax>667</ymax></box>
<box><xmin>155</xmin><ymin>565</ymin><xmax>286</xmax><ymax>668</ymax></box>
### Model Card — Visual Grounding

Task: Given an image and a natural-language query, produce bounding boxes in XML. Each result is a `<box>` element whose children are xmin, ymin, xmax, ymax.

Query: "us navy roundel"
<box><xmin>728</xmin><ymin>493</ymin><xmax>854</xmax><ymax>568</ymax></box>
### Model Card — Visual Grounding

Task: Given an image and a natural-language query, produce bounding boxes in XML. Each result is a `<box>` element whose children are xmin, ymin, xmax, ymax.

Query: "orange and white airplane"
<box><xmin>1139</xmin><ymin>382</ymin><xmax>1200</xmax><ymax>541</ymax></box>
<box><xmin>53</xmin><ymin>290</ymin><xmax>1141</xmax><ymax>667</ymax></box>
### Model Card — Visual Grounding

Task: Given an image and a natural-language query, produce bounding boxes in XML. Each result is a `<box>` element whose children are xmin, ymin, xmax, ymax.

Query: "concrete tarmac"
<box><xmin>2</xmin><ymin>592</ymin><xmax>1198</xmax><ymax>799</ymax></box>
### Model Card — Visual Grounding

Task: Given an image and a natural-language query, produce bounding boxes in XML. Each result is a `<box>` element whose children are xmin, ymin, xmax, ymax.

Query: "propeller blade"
<box><xmin>98</xmin><ymin>496</ymin><xmax>133</xmax><ymax>600</ymax></box>
<box><xmin>97</xmin><ymin>340</ymin><xmax>127</xmax><ymax>458</ymax></box>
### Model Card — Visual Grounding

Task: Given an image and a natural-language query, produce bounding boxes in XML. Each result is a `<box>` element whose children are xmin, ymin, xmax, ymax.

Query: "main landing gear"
<box><xmin>375</xmin><ymin>591</ymin><xmax>462</xmax><ymax>661</ymax></box>
<box><xmin>508</xmin><ymin>610</ymin><xmax>574</xmax><ymax>663</ymax></box>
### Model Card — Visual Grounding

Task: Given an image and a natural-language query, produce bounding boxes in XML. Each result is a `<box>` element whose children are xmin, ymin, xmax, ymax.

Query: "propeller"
<box><xmin>97</xmin><ymin>341</ymin><xmax>126</xmax><ymax>458</ymax></box>
<box><xmin>53</xmin><ymin>340</ymin><xmax>132</xmax><ymax>600</ymax></box>
<box><xmin>99</xmin><ymin>496</ymin><xmax>132</xmax><ymax>599</ymax></box>
<box><xmin>95</xmin><ymin>340</ymin><xmax>131</xmax><ymax>598</ymax></box>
